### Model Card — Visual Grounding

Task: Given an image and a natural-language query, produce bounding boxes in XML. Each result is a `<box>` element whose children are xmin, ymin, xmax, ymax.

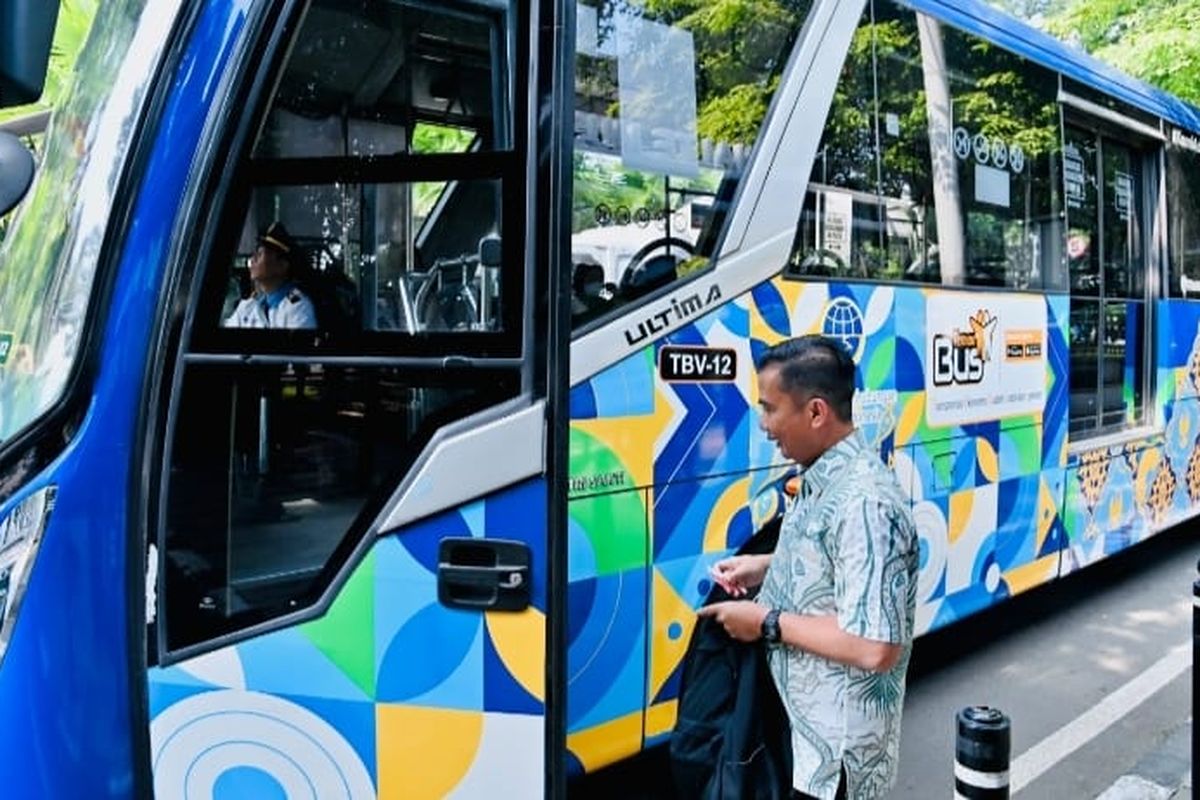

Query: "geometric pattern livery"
<box><xmin>567</xmin><ymin>280</ymin><xmax>1081</xmax><ymax>772</ymax></box>
<box><xmin>148</xmin><ymin>292</ymin><xmax>1200</xmax><ymax>786</ymax></box>
<box><xmin>1061</xmin><ymin>299</ymin><xmax>1200</xmax><ymax>572</ymax></box>
<box><xmin>149</xmin><ymin>479</ymin><xmax>547</xmax><ymax>799</ymax></box>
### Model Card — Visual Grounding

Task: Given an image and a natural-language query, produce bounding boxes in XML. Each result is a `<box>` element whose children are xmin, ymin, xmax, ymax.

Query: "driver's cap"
<box><xmin>258</xmin><ymin>221</ymin><xmax>295</xmax><ymax>258</ymax></box>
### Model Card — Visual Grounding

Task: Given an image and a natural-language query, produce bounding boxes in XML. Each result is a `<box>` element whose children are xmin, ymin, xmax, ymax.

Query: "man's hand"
<box><xmin>708</xmin><ymin>553</ymin><xmax>772</xmax><ymax>597</ymax></box>
<box><xmin>696</xmin><ymin>600</ymin><xmax>768</xmax><ymax>642</ymax></box>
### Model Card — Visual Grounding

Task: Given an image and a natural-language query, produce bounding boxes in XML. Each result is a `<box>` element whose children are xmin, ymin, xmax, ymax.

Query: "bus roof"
<box><xmin>903</xmin><ymin>0</ymin><xmax>1200</xmax><ymax>135</ymax></box>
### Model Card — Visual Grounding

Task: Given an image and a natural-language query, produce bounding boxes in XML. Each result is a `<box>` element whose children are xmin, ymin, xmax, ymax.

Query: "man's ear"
<box><xmin>809</xmin><ymin>396</ymin><xmax>830</xmax><ymax>427</ymax></box>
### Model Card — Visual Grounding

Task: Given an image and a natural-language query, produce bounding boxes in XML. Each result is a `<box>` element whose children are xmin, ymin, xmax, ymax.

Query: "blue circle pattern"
<box><xmin>213</xmin><ymin>766</ymin><xmax>288</xmax><ymax>800</ymax></box>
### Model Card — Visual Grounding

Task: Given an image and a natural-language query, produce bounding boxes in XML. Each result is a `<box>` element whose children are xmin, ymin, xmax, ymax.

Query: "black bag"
<box><xmin>669</xmin><ymin>517</ymin><xmax>793</xmax><ymax>800</ymax></box>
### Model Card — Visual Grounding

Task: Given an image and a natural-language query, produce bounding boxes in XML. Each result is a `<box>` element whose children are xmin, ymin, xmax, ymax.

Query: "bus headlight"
<box><xmin>0</xmin><ymin>486</ymin><xmax>55</xmax><ymax>665</ymax></box>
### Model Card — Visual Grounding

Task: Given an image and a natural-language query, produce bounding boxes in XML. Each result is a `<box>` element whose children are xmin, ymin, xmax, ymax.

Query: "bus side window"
<box><xmin>164</xmin><ymin>364</ymin><xmax>517</xmax><ymax>650</ymax></box>
<box><xmin>786</xmin><ymin>0</ymin><xmax>1063</xmax><ymax>292</ymax></box>
<box><xmin>569</xmin><ymin>0</ymin><xmax>815</xmax><ymax>329</ymax></box>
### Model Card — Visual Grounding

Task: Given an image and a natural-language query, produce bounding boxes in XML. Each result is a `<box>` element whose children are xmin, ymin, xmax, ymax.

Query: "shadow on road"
<box><xmin>908</xmin><ymin>522</ymin><xmax>1197</xmax><ymax>682</ymax></box>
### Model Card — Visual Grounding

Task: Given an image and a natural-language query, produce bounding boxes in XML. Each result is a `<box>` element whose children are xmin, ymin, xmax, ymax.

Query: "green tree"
<box><xmin>1043</xmin><ymin>0</ymin><xmax>1200</xmax><ymax>105</ymax></box>
<box><xmin>643</xmin><ymin>0</ymin><xmax>810</xmax><ymax>144</ymax></box>
<box><xmin>986</xmin><ymin>0</ymin><xmax>1200</xmax><ymax>107</ymax></box>
<box><xmin>0</xmin><ymin>0</ymin><xmax>98</xmax><ymax>125</ymax></box>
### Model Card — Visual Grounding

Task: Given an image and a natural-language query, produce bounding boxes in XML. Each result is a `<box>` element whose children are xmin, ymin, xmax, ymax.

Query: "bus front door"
<box><xmin>140</xmin><ymin>0</ymin><xmax>568</xmax><ymax>797</ymax></box>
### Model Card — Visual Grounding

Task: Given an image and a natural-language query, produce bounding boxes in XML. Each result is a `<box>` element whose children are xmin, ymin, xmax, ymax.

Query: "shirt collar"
<box><xmin>260</xmin><ymin>282</ymin><xmax>294</xmax><ymax>310</ymax></box>
<box><xmin>798</xmin><ymin>429</ymin><xmax>868</xmax><ymax>499</ymax></box>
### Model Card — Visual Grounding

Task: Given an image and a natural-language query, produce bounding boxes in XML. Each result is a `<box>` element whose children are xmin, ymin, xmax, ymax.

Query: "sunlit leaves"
<box><xmin>697</xmin><ymin>80</ymin><xmax>775</xmax><ymax>144</ymax></box>
<box><xmin>993</xmin><ymin>0</ymin><xmax>1200</xmax><ymax>107</ymax></box>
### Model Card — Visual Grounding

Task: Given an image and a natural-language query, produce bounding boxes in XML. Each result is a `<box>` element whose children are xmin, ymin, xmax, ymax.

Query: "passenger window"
<box><xmin>787</xmin><ymin>0</ymin><xmax>1065</xmax><ymax>291</ymax></box>
<box><xmin>161</xmin><ymin>0</ymin><xmax>524</xmax><ymax>653</ymax></box>
<box><xmin>569</xmin><ymin>0</ymin><xmax>814</xmax><ymax>329</ymax></box>
<box><xmin>1166</xmin><ymin>131</ymin><xmax>1200</xmax><ymax>298</ymax></box>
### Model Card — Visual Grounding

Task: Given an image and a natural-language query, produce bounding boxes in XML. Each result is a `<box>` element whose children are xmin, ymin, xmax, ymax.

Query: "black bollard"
<box><xmin>955</xmin><ymin>706</ymin><xmax>1010</xmax><ymax>799</ymax></box>
<box><xmin>1192</xmin><ymin>562</ymin><xmax>1199</xmax><ymax>796</ymax></box>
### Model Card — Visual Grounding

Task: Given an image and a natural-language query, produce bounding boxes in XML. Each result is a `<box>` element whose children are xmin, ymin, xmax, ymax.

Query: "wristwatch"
<box><xmin>761</xmin><ymin>608</ymin><xmax>782</xmax><ymax>644</ymax></box>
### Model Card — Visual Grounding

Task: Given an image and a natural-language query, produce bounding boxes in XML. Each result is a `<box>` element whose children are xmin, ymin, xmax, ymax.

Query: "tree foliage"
<box><xmin>0</xmin><ymin>0</ymin><xmax>98</xmax><ymax>125</ymax></box>
<box><xmin>986</xmin><ymin>0</ymin><xmax>1068</xmax><ymax>22</ymax></box>
<box><xmin>1048</xmin><ymin>0</ymin><xmax>1200</xmax><ymax>105</ymax></box>
<box><xmin>640</xmin><ymin>0</ymin><xmax>809</xmax><ymax>143</ymax></box>
<box><xmin>991</xmin><ymin>0</ymin><xmax>1200</xmax><ymax>107</ymax></box>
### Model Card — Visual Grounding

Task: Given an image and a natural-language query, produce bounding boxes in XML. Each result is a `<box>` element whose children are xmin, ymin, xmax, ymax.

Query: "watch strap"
<box><xmin>761</xmin><ymin>608</ymin><xmax>782</xmax><ymax>644</ymax></box>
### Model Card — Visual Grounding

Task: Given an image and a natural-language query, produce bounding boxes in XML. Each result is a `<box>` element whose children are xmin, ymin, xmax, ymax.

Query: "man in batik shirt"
<box><xmin>700</xmin><ymin>335</ymin><xmax>918</xmax><ymax>800</ymax></box>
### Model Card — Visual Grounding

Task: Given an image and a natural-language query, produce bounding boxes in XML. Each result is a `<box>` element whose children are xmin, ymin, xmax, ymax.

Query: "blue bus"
<box><xmin>3</xmin><ymin>0</ymin><xmax>1200</xmax><ymax>796</ymax></box>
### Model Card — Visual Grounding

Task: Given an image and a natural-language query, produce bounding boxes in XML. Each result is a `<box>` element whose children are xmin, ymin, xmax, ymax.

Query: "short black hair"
<box><xmin>754</xmin><ymin>335</ymin><xmax>856</xmax><ymax>422</ymax></box>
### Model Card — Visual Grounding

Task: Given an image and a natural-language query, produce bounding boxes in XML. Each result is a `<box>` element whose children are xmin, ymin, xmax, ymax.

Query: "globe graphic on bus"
<box><xmin>822</xmin><ymin>297</ymin><xmax>864</xmax><ymax>361</ymax></box>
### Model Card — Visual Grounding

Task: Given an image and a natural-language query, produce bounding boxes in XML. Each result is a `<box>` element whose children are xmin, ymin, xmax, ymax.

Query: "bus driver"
<box><xmin>224</xmin><ymin>221</ymin><xmax>317</xmax><ymax>329</ymax></box>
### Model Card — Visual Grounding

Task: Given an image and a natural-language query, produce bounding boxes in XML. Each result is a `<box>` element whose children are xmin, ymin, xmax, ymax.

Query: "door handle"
<box><xmin>437</xmin><ymin>538</ymin><xmax>531</xmax><ymax>611</ymax></box>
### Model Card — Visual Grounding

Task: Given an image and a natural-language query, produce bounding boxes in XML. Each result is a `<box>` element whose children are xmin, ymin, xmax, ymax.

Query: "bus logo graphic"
<box><xmin>932</xmin><ymin>309</ymin><xmax>997</xmax><ymax>386</ymax></box>
<box><xmin>821</xmin><ymin>297</ymin><xmax>865</xmax><ymax>362</ymax></box>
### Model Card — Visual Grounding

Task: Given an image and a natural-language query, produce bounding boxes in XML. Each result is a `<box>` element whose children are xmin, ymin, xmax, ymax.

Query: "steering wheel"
<box><xmin>625</xmin><ymin>236</ymin><xmax>696</xmax><ymax>274</ymax></box>
<box><xmin>618</xmin><ymin>237</ymin><xmax>696</xmax><ymax>300</ymax></box>
<box><xmin>794</xmin><ymin>248</ymin><xmax>847</xmax><ymax>277</ymax></box>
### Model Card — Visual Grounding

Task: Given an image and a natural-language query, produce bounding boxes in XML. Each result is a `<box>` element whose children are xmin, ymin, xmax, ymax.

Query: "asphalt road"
<box><xmin>897</xmin><ymin>522</ymin><xmax>1196</xmax><ymax>799</ymax></box>
<box><xmin>570</xmin><ymin>522</ymin><xmax>1198</xmax><ymax>798</ymax></box>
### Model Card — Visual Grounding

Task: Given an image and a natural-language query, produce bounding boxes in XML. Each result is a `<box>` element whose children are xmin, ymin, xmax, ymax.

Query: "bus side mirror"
<box><xmin>0</xmin><ymin>131</ymin><xmax>34</xmax><ymax>216</ymax></box>
<box><xmin>0</xmin><ymin>0</ymin><xmax>59</xmax><ymax>108</ymax></box>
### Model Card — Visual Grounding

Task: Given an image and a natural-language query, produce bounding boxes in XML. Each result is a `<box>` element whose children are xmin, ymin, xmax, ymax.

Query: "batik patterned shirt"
<box><xmin>757</xmin><ymin>430</ymin><xmax>918</xmax><ymax>800</ymax></box>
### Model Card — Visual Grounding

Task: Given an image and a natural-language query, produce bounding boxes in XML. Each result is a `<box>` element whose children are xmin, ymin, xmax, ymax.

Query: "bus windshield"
<box><xmin>0</xmin><ymin>0</ymin><xmax>176</xmax><ymax>445</ymax></box>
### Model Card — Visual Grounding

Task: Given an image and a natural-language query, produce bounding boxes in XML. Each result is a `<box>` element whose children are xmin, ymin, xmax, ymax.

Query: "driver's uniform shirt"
<box><xmin>224</xmin><ymin>282</ymin><xmax>316</xmax><ymax>329</ymax></box>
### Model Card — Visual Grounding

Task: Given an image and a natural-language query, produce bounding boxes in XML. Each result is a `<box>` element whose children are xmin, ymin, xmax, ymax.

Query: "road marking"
<box><xmin>1011</xmin><ymin>642</ymin><xmax>1191</xmax><ymax>795</ymax></box>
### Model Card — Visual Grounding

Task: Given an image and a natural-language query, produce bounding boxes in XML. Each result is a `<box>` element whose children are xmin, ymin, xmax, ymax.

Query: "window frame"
<box><xmin>782</xmin><ymin>0</ymin><xmax>1068</xmax><ymax>296</ymax></box>
<box><xmin>1061</xmin><ymin>111</ymin><xmax>1161</xmax><ymax>442</ymax></box>
<box><xmin>149</xmin><ymin>0</ymin><xmax>536</xmax><ymax>664</ymax></box>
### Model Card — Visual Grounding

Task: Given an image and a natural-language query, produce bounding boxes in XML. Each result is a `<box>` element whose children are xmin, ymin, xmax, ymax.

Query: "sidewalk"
<box><xmin>1093</xmin><ymin>719</ymin><xmax>1190</xmax><ymax>800</ymax></box>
